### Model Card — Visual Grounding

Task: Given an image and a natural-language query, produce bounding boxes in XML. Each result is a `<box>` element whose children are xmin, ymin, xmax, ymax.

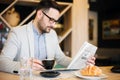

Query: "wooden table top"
<box><xmin>0</xmin><ymin>66</ymin><xmax>120</xmax><ymax>80</ymax></box>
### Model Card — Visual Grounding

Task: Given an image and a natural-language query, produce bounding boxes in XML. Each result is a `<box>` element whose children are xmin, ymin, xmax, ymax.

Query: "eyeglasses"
<box><xmin>42</xmin><ymin>11</ymin><xmax>58</xmax><ymax>23</ymax></box>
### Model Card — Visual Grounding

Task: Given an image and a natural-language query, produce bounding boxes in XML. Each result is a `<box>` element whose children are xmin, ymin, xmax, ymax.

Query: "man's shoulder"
<box><xmin>12</xmin><ymin>24</ymin><xmax>27</xmax><ymax>30</ymax></box>
<box><xmin>50</xmin><ymin>29</ymin><xmax>56</xmax><ymax>33</ymax></box>
<box><xmin>11</xmin><ymin>21</ymin><xmax>33</xmax><ymax>32</ymax></box>
<box><xmin>45</xmin><ymin>29</ymin><xmax>58</xmax><ymax>43</ymax></box>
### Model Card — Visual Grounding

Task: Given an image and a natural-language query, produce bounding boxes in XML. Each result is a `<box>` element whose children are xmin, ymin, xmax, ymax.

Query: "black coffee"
<box><xmin>42</xmin><ymin>59</ymin><xmax>55</xmax><ymax>69</ymax></box>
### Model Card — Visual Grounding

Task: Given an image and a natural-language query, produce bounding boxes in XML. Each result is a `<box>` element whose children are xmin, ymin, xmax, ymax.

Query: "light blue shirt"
<box><xmin>32</xmin><ymin>24</ymin><xmax>47</xmax><ymax>60</ymax></box>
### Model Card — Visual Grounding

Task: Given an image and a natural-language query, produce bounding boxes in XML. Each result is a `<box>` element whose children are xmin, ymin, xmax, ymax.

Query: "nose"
<box><xmin>49</xmin><ymin>20</ymin><xmax>56</xmax><ymax>24</ymax></box>
<box><xmin>50</xmin><ymin>22</ymin><xmax>56</xmax><ymax>28</ymax></box>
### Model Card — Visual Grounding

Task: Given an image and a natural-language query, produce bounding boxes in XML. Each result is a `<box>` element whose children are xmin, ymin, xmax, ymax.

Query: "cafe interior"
<box><xmin>57</xmin><ymin>0</ymin><xmax>120</xmax><ymax>67</ymax></box>
<box><xmin>88</xmin><ymin>0</ymin><xmax>120</xmax><ymax>67</ymax></box>
<box><xmin>0</xmin><ymin>0</ymin><xmax>120</xmax><ymax>80</ymax></box>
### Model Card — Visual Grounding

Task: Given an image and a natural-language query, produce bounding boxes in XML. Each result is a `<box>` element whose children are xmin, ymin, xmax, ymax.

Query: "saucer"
<box><xmin>74</xmin><ymin>71</ymin><xmax>107</xmax><ymax>80</ymax></box>
<box><xmin>40</xmin><ymin>71</ymin><xmax>60</xmax><ymax>78</ymax></box>
<box><xmin>111</xmin><ymin>66</ymin><xmax>120</xmax><ymax>73</ymax></box>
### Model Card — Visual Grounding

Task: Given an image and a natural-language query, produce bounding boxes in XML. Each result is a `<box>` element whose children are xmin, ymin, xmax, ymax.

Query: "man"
<box><xmin>0</xmin><ymin>0</ymin><xmax>95</xmax><ymax>73</ymax></box>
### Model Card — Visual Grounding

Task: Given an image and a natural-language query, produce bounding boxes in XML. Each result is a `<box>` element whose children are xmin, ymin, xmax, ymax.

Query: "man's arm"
<box><xmin>0</xmin><ymin>29</ymin><xmax>20</xmax><ymax>73</ymax></box>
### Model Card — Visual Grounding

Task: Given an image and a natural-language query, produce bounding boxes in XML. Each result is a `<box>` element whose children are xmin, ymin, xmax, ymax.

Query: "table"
<box><xmin>0</xmin><ymin>66</ymin><xmax>120</xmax><ymax>80</ymax></box>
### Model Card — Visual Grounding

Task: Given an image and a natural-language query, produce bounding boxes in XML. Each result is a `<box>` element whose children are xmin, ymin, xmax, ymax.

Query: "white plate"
<box><xmin>74</xmin><ymin>71</ymin><xmax>107</xmax><ymax>80</ymax></box>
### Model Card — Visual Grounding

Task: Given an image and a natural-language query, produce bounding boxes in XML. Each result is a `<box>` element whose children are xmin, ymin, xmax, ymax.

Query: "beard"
<box><xmin>37</xmin><ymin>21</ymin><xmax>53</xmax><ymax>33</ymax></box>
<box><xmin>45</xmin><ymin>26</ymin><xmax>53</xmax><ymax>33</ymax></box>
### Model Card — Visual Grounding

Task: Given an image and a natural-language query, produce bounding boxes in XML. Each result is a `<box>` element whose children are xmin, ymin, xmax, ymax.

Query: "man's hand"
<box><xmin>29</xmin><ymin>58</ymin><xmax>45</xmax><ymax>71</ymax></box>
<box><xmin>86</xmin><ymin>56</ymin><xmax>96</xmax><ymax>65</ymax></box>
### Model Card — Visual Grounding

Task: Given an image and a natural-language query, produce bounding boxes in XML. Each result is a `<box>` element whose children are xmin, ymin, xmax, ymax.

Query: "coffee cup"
<box><xmin>42</xmin><ymin>59</ymin><xmax>55</xmax><ymax>69</ymax></box>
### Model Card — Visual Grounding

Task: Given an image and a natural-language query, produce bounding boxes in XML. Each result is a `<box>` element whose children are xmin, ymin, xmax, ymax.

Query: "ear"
<box><xmin>37</xmin><ymin>10</ymin><xmax>43</xmax><ymax>19</ymax></box>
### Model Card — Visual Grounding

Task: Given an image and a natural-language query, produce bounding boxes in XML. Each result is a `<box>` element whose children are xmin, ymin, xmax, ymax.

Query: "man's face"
<box><xmin>37</xmin><ymin>8</ymin><xmax>60</xmax><ymax>33</ymax></box>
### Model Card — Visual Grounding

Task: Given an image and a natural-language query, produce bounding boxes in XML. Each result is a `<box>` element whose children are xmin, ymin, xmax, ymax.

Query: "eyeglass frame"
<box><xmin>42</xmin><ymin>11</ymin><xmax>58</xmax><ymax>23</ymax></box>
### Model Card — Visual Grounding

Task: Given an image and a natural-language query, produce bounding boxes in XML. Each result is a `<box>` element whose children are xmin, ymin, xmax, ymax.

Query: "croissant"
<box><xmin>80</xmin><ymin>65</ymin><xmax>102</xmax><ymax>76</ymax></box>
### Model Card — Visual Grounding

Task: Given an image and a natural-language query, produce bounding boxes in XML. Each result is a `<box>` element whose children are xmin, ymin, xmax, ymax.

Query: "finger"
<box><xmin>32</xmin><ymin>62</ymin><xmax>45</xmax><ymax>71</ymax></box>
<box><xmin>29</xmin><ymin>58</ymin><xmax>45</xmax><ymax>71</ymax></box>
<box><xmin>32</xmin><ymin>66</ymin><xmax>45</xmax><ymax>71</ymax></box>
<box><xmin>86</xmin><ymin>57</ymin><xmax>95</xmax><ymax>65</ymax></box>
<box><xmin>33</xmin><ymin>59</ymin><xmax>43</xmax><ymax>65</ymax></box>
<box><xmin>91</xmin><ymin>56</ymin><xmax>96</xmax><ymax>61</ymax></box>
<box><xmin>27</xmin><ymin>58</ymin><xmax>33</xmax><ymax>66</ymax></box>
<box><xmin>89</xmin><ymin>56</ymin><xmax>96</xmax><ymax>62</ymax></box>
<box><xmin>87</xmin><ymin>59</ymin><xmax>95</xmax><ymax>65</ymax></box>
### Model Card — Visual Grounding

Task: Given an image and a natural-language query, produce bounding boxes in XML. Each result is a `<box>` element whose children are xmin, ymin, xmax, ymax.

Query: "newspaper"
<box><xmin>45</xmin><ymin>42</ymin><xmax>97</xmax><ymax>72</ymax></box>
<box><xmin>67</xmin><ymin>41</ymin><xmax>97</xmax><ymax>69</ymax></box>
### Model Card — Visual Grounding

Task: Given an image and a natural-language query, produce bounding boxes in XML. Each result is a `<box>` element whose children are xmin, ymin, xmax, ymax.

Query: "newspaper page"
<box><xmin>67</xmin><ymin>41</ymin><xmax>97</xmax><ymax>69</ymax></box>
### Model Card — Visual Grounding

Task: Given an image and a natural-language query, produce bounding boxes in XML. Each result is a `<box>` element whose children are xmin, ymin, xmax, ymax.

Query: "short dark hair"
<box><xmin>36</xmin><ymin>0</ymin><xmax>60</xmax><ymax>12</ymax></box>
